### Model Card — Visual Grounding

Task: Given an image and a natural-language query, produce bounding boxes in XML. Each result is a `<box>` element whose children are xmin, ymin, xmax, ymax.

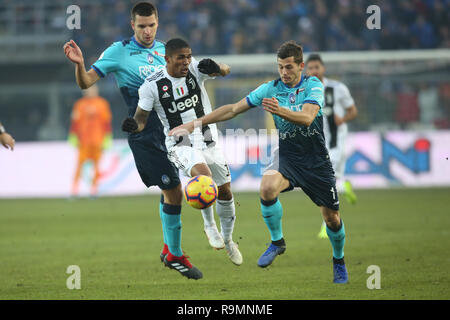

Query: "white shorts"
<box><xmin>329</xmin><ymin>144</ymin><xmax>346</xmax><ymax>179</ymax></box>
<box><xmin>167</xmin><ymin>145</ymin><xmax>231</xmax><ymax>187</ymax></box>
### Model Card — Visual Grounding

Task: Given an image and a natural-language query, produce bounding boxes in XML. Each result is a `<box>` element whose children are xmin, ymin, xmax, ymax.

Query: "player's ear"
<box><xmin>299</xmin><ymin>62</ymin><xmax>305</xmax><ymax>71</ymax></box>
<box><xmin>130</xmin><ymin>19</ymin><xmax>135</xmax><ymax>31</ymax></box>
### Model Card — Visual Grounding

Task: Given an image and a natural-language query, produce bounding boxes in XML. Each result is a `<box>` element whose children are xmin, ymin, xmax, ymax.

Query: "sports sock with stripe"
<box><xmin>161</xmin><ymin>203</ymin><xmax>183</xmax><ymax>257</ymax></box>
<box><xmin>326</xmin><ymin>219</ymin><xmax>346</xmax><ymax>259</ymax></box>
<box><xmin>260</xmin><ymin>197</ymin><xmax>283</xmax><ymax>242</ymax></box>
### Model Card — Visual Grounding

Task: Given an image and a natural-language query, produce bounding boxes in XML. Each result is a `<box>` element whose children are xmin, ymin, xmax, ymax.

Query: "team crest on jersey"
<box><xmin>147</xmin><ymin>53</ymin><xmax>154</xmax><ymax>64</ymax></box>
<box><xmin>162</xmin><ymin>85</ymin><xmax>169</xmax><ymax>92</ymax></box>
<box><xmin>188</xmin><ymin>77</ymin><xmax>196</xmax><ymax>90</ymax></box>
<box><xmin>289</xmin><ymin>93</ymin><xmax>296</xmax><ymax>104</ymax></box>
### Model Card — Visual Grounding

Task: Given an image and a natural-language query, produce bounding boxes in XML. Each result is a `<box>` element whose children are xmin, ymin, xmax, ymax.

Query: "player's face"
<box><xmin>131</xmin><ymin>14</ymin><xmax>158</xmax><ymax>47</ymax></box>
<box><xmin>277</xmin><ymin>57</ymin><xmax>304</xmax><ymax>87</ymax></box>
<box><xmin>166</xmin><ymin>48</ymin><xmax>192</xmax><ymax>78</ymax></box>
<box><xmin>306</xmin><ymin>61</ymin><xmax>325</xmax><ymax>80</ymax></box>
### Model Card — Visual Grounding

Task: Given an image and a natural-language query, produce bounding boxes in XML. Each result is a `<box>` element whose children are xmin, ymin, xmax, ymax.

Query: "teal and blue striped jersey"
<box><xmin>246</xmin><ymin>75</ymin><xmax>328</xmax><ymax>163</ymax></box>
<box><xmin>91</xmin><ymin>36</ymin><xmax>166</xmax><ymax>118</ymax></box>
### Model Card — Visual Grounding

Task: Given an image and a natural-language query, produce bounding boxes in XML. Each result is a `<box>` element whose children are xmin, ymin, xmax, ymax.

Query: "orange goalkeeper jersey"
<box><xmin>70</xmin><ymin>96</ymin><xmax>112</xmax><ymax>146</ymax></box>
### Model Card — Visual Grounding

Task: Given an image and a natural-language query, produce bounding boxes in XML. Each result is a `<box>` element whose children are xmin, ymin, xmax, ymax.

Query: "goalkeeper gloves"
<box><xmin>198</xmin><ymin>58</ymin><xmax>220</xmax><ymax>75</ymax></box>
<box><xmin>68</xmin><ymin>133</ymin><xmax>78</xmax><ymax>147</ymax></box>
<box><xmin>122</xmin><ymin>117</ymin><xmax>138</xmax><ymax>133</ymax></box>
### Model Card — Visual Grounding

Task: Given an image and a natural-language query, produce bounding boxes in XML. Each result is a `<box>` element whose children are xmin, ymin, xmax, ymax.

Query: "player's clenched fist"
<box><xmin>198</xmin><ymin>58</ymin><xmax>220</xmax><ymax>75</ymax></box>
<box><xmin>121</xmin><ymin>117</ymin><xmax>138</xmax><ymax>133</ymax></box>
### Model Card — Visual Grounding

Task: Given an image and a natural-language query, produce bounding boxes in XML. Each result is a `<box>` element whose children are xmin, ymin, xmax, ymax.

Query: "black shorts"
<box><xmin>268</xmin><ymin>152</ymin><xmax>339</xmax><ymax>211</ymax></box>
<box><xmin>128</xmin><ymin>130</ymin><xmax>180</xmax><ymax>190</ymax></box>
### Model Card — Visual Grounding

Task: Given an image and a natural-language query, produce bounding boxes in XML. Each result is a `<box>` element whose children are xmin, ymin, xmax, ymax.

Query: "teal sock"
<box><xmin>326</xmin><ymin>220</ymin><xmax>345</xmax><ymax>259</ymax></box>
<box><xmin>159</xmin><ymin>195</ymin><xmax>167</xmax><ymax>245</ymax></box>
<box><xmin>260</xmin><ymin>197</ymin><xmax>283</xmax><ymax>241</ymax></box>
<box><xmin>162</xmin><ymin>203</ymin><xmax>183</xmax><ymax>257</ymax></box>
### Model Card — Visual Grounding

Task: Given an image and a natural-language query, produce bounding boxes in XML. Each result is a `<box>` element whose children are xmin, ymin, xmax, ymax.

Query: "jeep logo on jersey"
<box><xmin>167</xmin><ymin>94</ymin><xmax>199</xmax><ymax>113</ymax></box>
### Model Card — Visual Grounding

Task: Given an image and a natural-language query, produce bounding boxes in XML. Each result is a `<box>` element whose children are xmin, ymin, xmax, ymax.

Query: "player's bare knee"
<box><xmin>260</xmin><ymin>184</ymin><xmax>278</xmax><ymax>201</ymax></box>
<box><xmin>190</xmin><ymin>163</ymin><xmax>212</xmax><ymax>177</ymax></box>
<box><xmin>162</xmin><ymin>184</ymin><xmax>183</xmax><ymax>205</ymax></box>
<box><xmin>217</xmin><ymin>183</ymin><xmax>232</xmax><ymax>201</ymax></box>
<box><xmin>322</xmin><ymin>207</ymin><xmax>341</xmax><ymax>229</ymax></box>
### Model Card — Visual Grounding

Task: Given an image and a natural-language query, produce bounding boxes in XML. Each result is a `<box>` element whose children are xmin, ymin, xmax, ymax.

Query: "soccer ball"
<box><xmin>184</xmin><ymin>175</ymin><xmax>218</xmax><ymax>209</ymax></box>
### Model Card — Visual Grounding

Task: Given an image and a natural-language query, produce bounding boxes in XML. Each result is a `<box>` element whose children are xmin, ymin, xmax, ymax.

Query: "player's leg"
<box><xmin>90</xmin><ymin>146</ymin><xmax>102</xmax><ymax>196</ymax></box>
<box><xmin>321</xmin><ymin>206</ymin><xmax>348</xmax><ymax>283</ymax></box>
<box><xmin>257</xmin><ymin>170</ymin><xmax>290</xmax><ymax>268</ymax></box>
<box><xmin>127</xmin><ymin>138</ymin><xmax>203</xmax><ymax>278</ymax></box>
<box><xmin>71</xmin><ymin>147</ymin><xmax>86</xmax><ymax>196</ymax></box>
<box><xmin>190</xmin><ymin>162</ymin><xmax>226</xmax><ymax>249</ymax></box>
<box><xmin>161</xmin><ymin>183</ymin><xmax>202</xmax><ymax>280</ymax></box>
<box><xmin>205</xmin><ymin>146</ymin><xmax>242</xmax><ymax>265</ymax></box>
<box><xmin>331</xmin><ymin>143</ymin><xmax>356</xmax><ymax>204</ymax></box>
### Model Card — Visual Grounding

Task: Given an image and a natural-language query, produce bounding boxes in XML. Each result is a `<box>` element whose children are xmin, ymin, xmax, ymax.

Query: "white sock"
<box><xmin>216</xmin><ymin>198</ymin><xmax>236</xmax><ymax>243</ymax></box>
<box><xmin>201</xmin><ymin>206</ymin><xmax>216</xmax><ymax>229</ymax></box>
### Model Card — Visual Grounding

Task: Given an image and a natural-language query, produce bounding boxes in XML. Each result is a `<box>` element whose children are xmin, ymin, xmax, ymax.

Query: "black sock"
<box><xmin>333</xmin><ymin>257</ymin><xmax>345</xmax><ymax>265</ymax></box>
<box><xmin>272</xmin><ymin>238</ymin><xmax>286</xmax><ymax>247</ymax></box>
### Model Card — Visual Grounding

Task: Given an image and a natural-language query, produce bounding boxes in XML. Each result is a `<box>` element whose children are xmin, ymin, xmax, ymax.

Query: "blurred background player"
<box><xmin>123</xmin><ymin>38</ymin><xmax>242</xmax><ymax>269</ymax></box>
<box><xmin>69</xmin><ymin>84</ymin><xmax>112</xmax><ymax>197</ymax></box>
<box><xmin>170</xmin><ymin>41</ymin><xmax>349</xmax><ymax>284</ymax></box>
<box><xmin>0</xmin><ymin>121</ymin><xmax>15</xmax><ymax>151</ymax></box>
<box><xmin>306</xmin><ymin>53</ymin><xmax>358</xmax><ymax>240</ymax></box>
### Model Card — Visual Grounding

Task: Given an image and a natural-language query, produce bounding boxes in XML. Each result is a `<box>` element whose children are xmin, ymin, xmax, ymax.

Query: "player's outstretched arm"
<box><xmin>63</xmin><ymin>40</ymin><xmax>100</xmax><ymax>89</ymax></box>
<box><xmin>169</xmin><ymin>97</ymin><xmax>250</xmax><ymax>137</ymax></box>
<box><xmin>262</xmin><ymin>98</ymin><xmax>319</xmax><ymax>126</ymax></box>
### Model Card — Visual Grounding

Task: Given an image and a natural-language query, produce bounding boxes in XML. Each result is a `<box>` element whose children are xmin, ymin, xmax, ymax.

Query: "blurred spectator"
<box><xmin>418</xmin><ymin>83</ymin><xmax>440</xmax><ymax>128</ymax></box>
<box><xmin>395</xmin><ymin>85</ymin><xmax>420</xmax><ymax>129</ymax></box>
<box><xmin>61</xmin><ymin>0</ymin><xmax>450</xmax><ymax>55</ymax></box>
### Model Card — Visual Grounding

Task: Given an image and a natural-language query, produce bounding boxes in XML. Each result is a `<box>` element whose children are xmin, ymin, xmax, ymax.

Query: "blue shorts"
<box><xmin>268</xmin><ymin>151</ymin><xmax>339</xmax><ymax>211</ymax></box>
<box><xmin>128</xmin><ymin>129</ymin><xmax>180</xmax><ymax>190</ymax></box>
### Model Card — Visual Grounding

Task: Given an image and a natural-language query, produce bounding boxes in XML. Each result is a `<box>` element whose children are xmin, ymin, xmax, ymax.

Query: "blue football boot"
<box><xmin>333</xmin><ymin>258</ymin><xmax>349</xmax><ymax>284</ymax></box>
<box><xmin>257</xmin><ymin>243</ymin><xmax>286</xmax><ymax>268</ymax></box>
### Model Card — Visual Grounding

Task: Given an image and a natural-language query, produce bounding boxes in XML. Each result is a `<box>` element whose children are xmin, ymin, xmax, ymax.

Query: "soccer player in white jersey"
<box><xmin>122</xmin><ymin>38</ymin><xmax>243</xmax><ymax>266</ymax></box>
<box><xmin>306</xmin><ymin>54</ymin><xmax>358</xmax><ymax>239</ymax></box>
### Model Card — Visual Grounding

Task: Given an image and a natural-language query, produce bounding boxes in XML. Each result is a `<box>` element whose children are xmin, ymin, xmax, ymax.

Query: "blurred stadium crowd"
<box><xmin>0</xmin><ymin>0</ymin><xmax>449</xmax><ymax>142</ymax></box>
<box><xmin>69</xmin><ymin>0</ymin><xmax>450</xmax><ymax>59</ymax></box>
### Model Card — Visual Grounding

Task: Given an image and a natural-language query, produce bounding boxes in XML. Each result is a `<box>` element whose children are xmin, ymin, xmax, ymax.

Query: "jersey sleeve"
<box><xmin>137</xmin><ymin>81</ymin><xmax>155</xmax><ymax>112</ymax></box>
<box><xmin>246</xmin><ymin>82</ymin><xmax>272</xmax><ymax>108</ymax></box>
<box><xmin>304</xmin><ymin>76</ymin><xmax>324</xmax><ymax>108</ymax></box>
<box><xmin>339</xmin><ymin>83</ymin><xmax>355</xmax><ymax>109</ymax></box>
<box><xmin>91</xmin><ymin>43</ymin><xmax>121</xmax><ymax>77</ymax></box>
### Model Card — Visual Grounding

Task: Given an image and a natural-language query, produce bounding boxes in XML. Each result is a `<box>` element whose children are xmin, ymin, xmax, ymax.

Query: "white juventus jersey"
<box><xmin>138</xmin><ymin>57</ymin><xmax>218</xmax><ymax>150</ymax></box>
<box><xmin>322</xmin><ymin>77</ymin><xmax>355</xmax><ymax>150</ymax></box>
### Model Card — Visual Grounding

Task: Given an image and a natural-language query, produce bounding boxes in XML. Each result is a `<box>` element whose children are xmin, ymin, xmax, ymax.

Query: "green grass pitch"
<box><xmin>0</xmin><ymin>188</ymin><xmax>449</xmax><ymax>300</ymax></box>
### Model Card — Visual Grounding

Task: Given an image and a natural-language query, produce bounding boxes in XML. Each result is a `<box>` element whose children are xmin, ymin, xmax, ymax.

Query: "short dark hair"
<box><xmin>165</xmin><ymin>38</ymin><xmax>191</xmax><ymax>56</ymax></box>
<box><xmin>306</xmin><ymin>53</ymin><xmax>324</xmax><ymax>65</ymax></box>
<box><xmin>277</xmin><ymin>41</ymin><xmax>303</xmax><ymax>64</ymax></box>
<box><xmin>131</xmin><ymin>2</ymin><xmax>158</xmax><ymax>21</ymax></box>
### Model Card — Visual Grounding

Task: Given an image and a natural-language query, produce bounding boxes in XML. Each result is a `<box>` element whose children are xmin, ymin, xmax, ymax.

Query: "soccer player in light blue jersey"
<box><xmin>63</xmin><ymin>2</ymin><xmax>202</xmax><ymax>280</ymax></box>
<box><xmin>169</xmin><ymin>41</ymin><xmax>348</xmax><ymax>283</ymax></box>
